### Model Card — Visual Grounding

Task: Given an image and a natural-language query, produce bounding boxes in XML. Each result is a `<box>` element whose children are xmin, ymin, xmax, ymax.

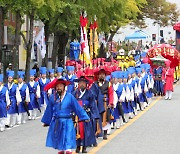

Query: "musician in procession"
<box><xmin>41</xmin><ymin>78</ymin><xmax>90</xmax><ymax>154</ymax></box>
<box><xmin>27</xmin><ymin>69</ymin><xmax>41</xmax><ymax>120</ymax></box>
<box><xmin>0</xmin><ymin>74</ymin><xmax>10</xmax><ymax>132</ymax></box>
<box><xmin>17</xmin><ymin>71</ymin><xmax>30</xmax><ymax>124</ymax></box>
<box><xmin>73</xmin><ymin>76</ymin><xmax>99</xmax><ymax>153</ymax></box>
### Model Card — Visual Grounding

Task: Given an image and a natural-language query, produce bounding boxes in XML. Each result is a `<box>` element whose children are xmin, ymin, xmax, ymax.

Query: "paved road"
<box><xmin>96</xmin><ymin>83</ymin><xmax>180</xmax><ymax>154</ymax></box>
<box><xmin>0</xmin><ymin>83</ymin><xmax>179</xmax><ymax>154</ymax></box>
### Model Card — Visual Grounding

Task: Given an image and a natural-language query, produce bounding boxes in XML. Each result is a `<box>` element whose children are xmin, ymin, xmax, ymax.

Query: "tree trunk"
<box><xmin>107</xmin><ymin>27</ymin><xmax>119</xmax><ymax>42</ymax></box>
<box><xmin>51</xmin><ymin>32</ymin><xmax>59</xmax><ymax>68</ymax></box>
<box><xmin>25</xmin><ymin>12</ymin><xmax>34</xmax><ymax>82</ymax></box>
<box><xmin>70</xmin><ymin>30</ymin><xmax>77</xmax><ymax>42</ymax></box>
<box><xmin>57</xmin><ymin>32</ymin><xmax>69</xmax><ymax>66</ymax></box>
<box><xmin>13</xmin><ymin>11</ymin><xmax>21</xmax><ymax>73</ymax></box>
<box><xmin>98</xmin><ymin>43</ymin><xmax>106</xmax><ymax>58</ymax></box>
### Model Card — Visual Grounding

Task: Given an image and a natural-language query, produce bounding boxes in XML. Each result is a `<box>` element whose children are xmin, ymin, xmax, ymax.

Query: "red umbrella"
<box><xmin>173</xmin><ymin>22</ymin><xmax>180</xmax><ymax>32</ymax></box>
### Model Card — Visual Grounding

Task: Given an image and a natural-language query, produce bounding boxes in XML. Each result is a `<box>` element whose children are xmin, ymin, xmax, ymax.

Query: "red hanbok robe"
<box><xmin>162</xmin><ymin>68</ymin><xmax>174</xmax><ymax>92</ymax></box>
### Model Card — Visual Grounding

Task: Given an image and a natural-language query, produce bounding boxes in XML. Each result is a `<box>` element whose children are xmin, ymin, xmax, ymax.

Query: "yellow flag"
<box><xmin>94</xmin><ymin>28</ymin><xmax>99</xmax><ymax>57</ymax></box>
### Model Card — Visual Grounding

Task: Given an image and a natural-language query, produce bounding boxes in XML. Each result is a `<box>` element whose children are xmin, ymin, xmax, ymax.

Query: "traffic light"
<box><xmin>152</xmin><ymin>34</ymin><xmax>156</xmax><ymax>41</ymax></box>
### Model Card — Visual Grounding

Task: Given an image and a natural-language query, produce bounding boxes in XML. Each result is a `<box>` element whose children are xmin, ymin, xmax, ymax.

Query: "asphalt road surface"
<box><xmin>0</xmin><ymin>83</ymin><xmax>179</xmax><ymax>154</ymax></box>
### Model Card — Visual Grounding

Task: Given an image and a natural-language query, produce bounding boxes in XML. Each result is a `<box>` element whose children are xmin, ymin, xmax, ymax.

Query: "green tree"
<box><xmin>43</xmin><ymin>0</ymin><xmax>147</xmax><ymax>66</ymax></box>
<box><xmin>133</xmin><ymin>0</ymin><xmax>180</xmax><ymax>28</ymax></box>
<box><xmin>10</xmin><ymin>0</ymin><xmax>45</xmax><ymax>81</ymax></box>
<box><xmin>0</xmin><ymin>0</ymin><xmax>12</xmax><ymax>68</ymax></box>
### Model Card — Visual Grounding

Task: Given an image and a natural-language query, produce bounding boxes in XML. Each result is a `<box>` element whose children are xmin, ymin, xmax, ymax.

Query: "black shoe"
<box><xmin>5</xmin><ymin>125</ymin><xmax>10</xmax><ymax>128</ymax></box>
<box><xmin>82</xmin><ymin>146</ymin><xmax>87</xmax><ymax>153</ymax></box>
<box><xmin>75</xmin><ymin>146</ymin><xmax>80</xmax><ymax>153</ymax></box>
<box><xmin>103</xmin><ymin>130</ymin><xmax>108</xmax><ymax>140</ymax></box>
<box><xmin>93</xmin><ymin>142</ymin><xmax>98</xmax><ymax>147</ymax></box>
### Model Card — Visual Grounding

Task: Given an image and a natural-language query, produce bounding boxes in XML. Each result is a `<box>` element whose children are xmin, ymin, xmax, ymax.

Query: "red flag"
<box><xmin>108</xmin><ymin>83</ymin><xmax>114</xmax><ymax>106</ymax></box>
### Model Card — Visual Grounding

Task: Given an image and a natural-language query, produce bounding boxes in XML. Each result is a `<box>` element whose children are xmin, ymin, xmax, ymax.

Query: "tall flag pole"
<box><xmin>89</xmin><ymin>22</ymin><xmax>94</xmax><ymax>59</ymax></box>
<box><xmin>89</xmin><ymin>15</ymin><xmax>99</xmax><ymax>61</ymax></box>
<box><xmin>80</xmin><ymin>11</ymin><xmax>91</xmax><ymax>69</ymax></box>
<box><xmin>93</xmin><ymin>15</ymin><xmax>99</xmax><ymax>58</ymax></box>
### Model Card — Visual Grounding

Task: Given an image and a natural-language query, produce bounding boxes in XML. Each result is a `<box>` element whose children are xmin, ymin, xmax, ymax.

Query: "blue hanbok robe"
<box><xmin>129</xmin><ymin>79</ymin><xmax>137</xmax><ymax>108</ymax></box>
<box><xmin>153</xmin><ymin>67</ymin><xmax>164</xmax><ymax>94</ymax></box>
<box><xmin>27</xmin><ymin>81</ymin><xmax>40</xmax><ymax>110</ymax></box>
<box><xmin>18</xmin><ymin>83</ymin><xmax>28</xmax><ymax>113</ymax></box>
<box><xmin>146</xmin><ymin>73</ymin><xmax>154</xmax><ymax>98</ymax></box>
<box><xmin>0</xmin><ymin>86</ymin><xmax>9</xmax><ymax>118</ymax></box>
<box><xmin>89</xmin><ymin>83</ymin><xmax>103</xmax><ymax>137</ymax></box>
<box><xmin>90</xmin><ymin>81</ymin><xmax>110</xmax><ymax>114</ymax></box>
<box><xmin>72</xmin><ymin>89</ymin><xmax>99</xmax><ymax>147</ymax></box>
<box><xmin>38</xmin><ymin>78</ymin><xmax>50</xmax><ymax>105</ymax></box>
<box><xmin>4</xmin><ymin>83</ymin><xmax>19</xmax><ymax>114</ymax></box>
<box><xmin>122</xmin><ymin>83</ymin><xmax>130</xmax><ymax>114</ymax></box>
<box><xmin>41</xmin><ymin>92</ymin><xmax>89</xmax><ymax>150</ymax></box>
<box><xmin>139</xmin><ymin>74</ymin><xmax>148</xmax><ymax>102</ymax></box>
<box><xmin>113</xmin><ymin>83</ymin><xmax>124</xmax><ymax>120</ymax></box>
<box><xmin>127</xmin><ymin>83</ymin><xmax>134</xmax><ymax>113</ymax></box>
<box><xmin>65</xmin><ymin>75</ymin><xmax>77</xmax><ymax>93</ymax></box>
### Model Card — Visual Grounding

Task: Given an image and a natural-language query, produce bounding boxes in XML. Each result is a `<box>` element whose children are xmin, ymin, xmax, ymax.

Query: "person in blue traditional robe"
<box><xmin>145</xmin><ymin>64</ymin><xmax>154</xmax><ymax>104</ymax></box>
<box><xmin>127</xmin><ymin>67</ymin><xmax>137</xmax><ymax>115</ymax></box>
<box><xmin>135</xmin><ymin>67</ymin><xmax>143</xmax><ymax>111</ymax></box>
<box><xmin>73</xmin><ymin>76</ymin><xmax>99</xmax><ymax>153</ymax></box>
<box><xmin>48</xmin><ymin>69</ymin><xmax>56</xmax><ymax>96</ymax></box>
<box><xmin>5</xmin><ymin>71</ymin><xmax>22</xmax><ymax>127</ymax></box>
<box><xmin>138</xmin><ymin>65</ymin><xmax>149</xmax><ymax>109</ymax></box>
<box><xmin>85</xmin><ymin>69</ymin><xmax>102</xmax><ymax>143</ymax></box>
<box><xmin>0</xmin><ymin>74</ymin><xmax>10</xmax><ymax>131</ymax></box>
<box><xmin>27</xmin><ymin>69</ymin><xmax>41</xmax><ymax>120</ymax></box>
<box><xmin>124</xmin><ymin>71</ymin><xmax>135</xmax><ymax>119</ymax></box>
<box><xmin>65</xmin><ymin>66</ymin><xmax>77</xmax><ymax>93</ymax></box>
<box><xmin>111</xmin><ymin>71</ymin><xmax>126</xmax><ymax>128</ymax></box>
<box><xmin>122</xmin><ymin>71</ymin><xmax>132</xmax><ymax>121</ymax></box>
<box><xmin>153</xmin><ymin>66</ymin><xmax>164</xmax><ymax>96</ymax></box>
<box><xmin>38</xmin><ymin>67</ymin><xmax>50</xmax><ymax>114</ymax></box>
<box><xmin>42</xmin><ymin>78</ymin><xmax>89</xmax><ymax>154</ymax></box>
<box><xmin>56</xmin><ymin>67</ymin><xmax>64</xmax><ymax>79</ymax></box>
<box><xmin>49</xmin><ymin>69</ymin><xmax>55</xmax><ymax>82</ymax></box>
<box><xmin>90</xmin><ymin>68</ymin><xmax>114</xmax><ymax>140</ymax></box>
<box><xmin>17</xmin><ymin>71</ymin><xmax>30</xmax><ymax>124</ymax></box>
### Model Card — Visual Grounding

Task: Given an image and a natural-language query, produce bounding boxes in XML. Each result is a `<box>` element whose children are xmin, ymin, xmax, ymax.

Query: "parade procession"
<box><xmin>1</xmin><ymin>0</ymin><xmax>180</xmax><ymax>154</ymax></box>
